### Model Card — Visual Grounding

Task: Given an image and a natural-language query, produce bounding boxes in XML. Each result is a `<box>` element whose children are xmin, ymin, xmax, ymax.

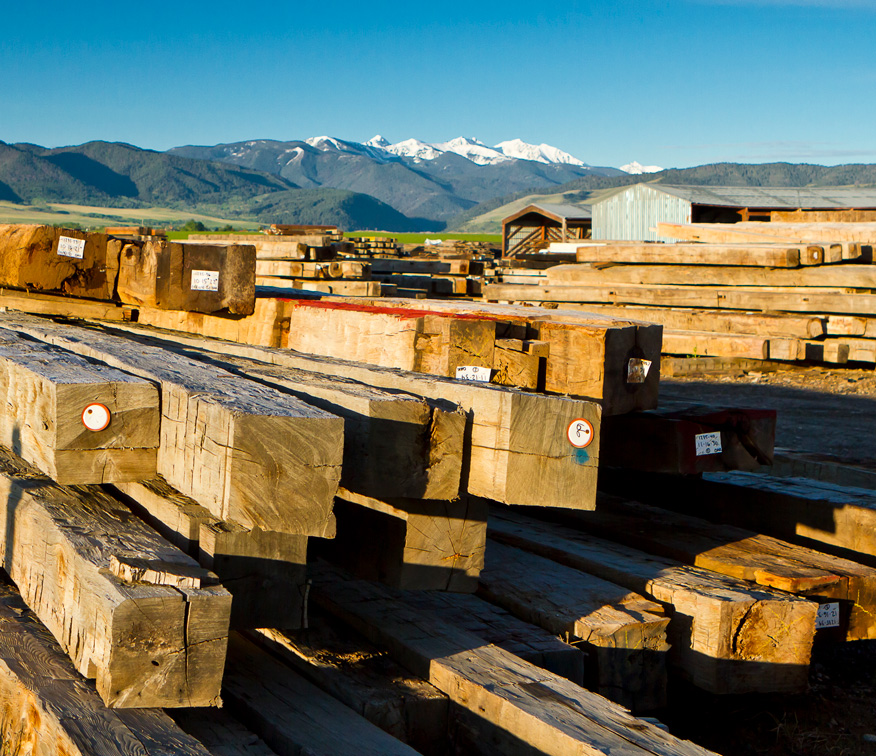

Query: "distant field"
<box><xmin>345</xmin><ymin>231</ymin><xmax>501</xmax><ymax>243</ymax></box>
<box><xmin>0</xmin><ymin>202</ymin><xmax>260</xmax><ymax>231</ymax></box>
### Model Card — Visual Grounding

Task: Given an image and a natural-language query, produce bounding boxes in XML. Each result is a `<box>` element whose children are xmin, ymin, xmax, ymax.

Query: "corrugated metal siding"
<box><xmin>593</xmin><ymin>184</ymin><xmax>691</xmax><ymax>242</ymax></box>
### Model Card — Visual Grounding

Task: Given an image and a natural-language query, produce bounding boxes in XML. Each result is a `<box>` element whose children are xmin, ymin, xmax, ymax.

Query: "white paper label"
<box><xmin>455</xmin><ymin>366</ymin><xmax>491</xmax><ymax>382</ymax></box>
<box><xmin>57</xmin><ymin>236</ymin><xmax>86</xmax><ymax>259</ymax></box>
<box><xmin>816</xmin><ymin>602</ymin><xmax>840</xmax><ymax>629</ymax></box>
<box><xmin>566</xmin><ymin>418</ymin><xmax>594</xmax><ymax>449</ymax></box>
<box><xmin>191</xmin><ymin>270</ymin><xmax>219</xmax><ymax>292</ymax></box>
<box><xmin>694</xmin><ymin>431</ymin><xmax>723</xmax><ymax>456</ymax></box>
<box><xmin>627</xmin><ymin>358</ymin><xmax>652</xmax><ymax>384</ymax></box>
<box><xmin>81</xmin><ymin>403</ymin><xmax>111</xmax><ymax>431</ymax></box>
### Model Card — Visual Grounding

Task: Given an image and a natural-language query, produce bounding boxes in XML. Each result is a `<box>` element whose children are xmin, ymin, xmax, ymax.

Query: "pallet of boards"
<box><xmin>91</xmin><ymin>319</ymin><xmax>604</xmax><ymax>511</ymax></box>
<box><xmin>282</xmin><ymin>296</ymin><xmax>662</xmax><ymax>414</ymax></box>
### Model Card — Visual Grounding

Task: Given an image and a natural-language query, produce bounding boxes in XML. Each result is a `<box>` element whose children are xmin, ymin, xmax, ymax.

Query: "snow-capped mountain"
<box><xmin>494</xmin><ymin>139</ymin><xmax>586</xmax><ymax>166</ymax></box>
<box><xmin>620</xmin><ymin>161</ymin><xmax>663</xmax><ymax>175</ymax></box>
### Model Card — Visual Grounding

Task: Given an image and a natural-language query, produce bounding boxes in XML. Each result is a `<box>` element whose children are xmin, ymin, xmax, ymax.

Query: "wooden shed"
<box><xmin>502</xmin><ymin>203</ymin><xmax>591</xmax><ymax>257</ymax></box>
<box><xmin>592</xmin><ymin>183</ymin><xmax>876</xmax><ymax>242</ymax></box>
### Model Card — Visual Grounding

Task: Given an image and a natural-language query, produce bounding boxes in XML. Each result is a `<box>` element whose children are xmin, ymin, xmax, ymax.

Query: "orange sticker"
<box><xmin>82</xmin><ymin>403</ymin><xmax>111</xmax><ymax>431</ymax></box>
<box><xmin>566</xmin><ymin>418</ymin><xmax>594</xmax><ymax>449</ymax></box>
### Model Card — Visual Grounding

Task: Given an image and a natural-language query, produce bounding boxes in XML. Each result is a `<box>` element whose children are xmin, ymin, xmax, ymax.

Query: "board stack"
<box><xmin>480</xmin><ymin>221</ymin><xmax>876</xmax><ymax>367</ymax></box>
<box><xmin>3</xmin><ymin>222</ymin><xmax>876</xmax><ymax>756</ymax></box>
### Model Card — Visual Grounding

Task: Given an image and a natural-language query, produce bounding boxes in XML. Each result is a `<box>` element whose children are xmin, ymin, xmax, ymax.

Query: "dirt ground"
<box><xmin>655</xmin><ymin>363</ymin><xmax>876</xmax><ymax>756</ymax></box>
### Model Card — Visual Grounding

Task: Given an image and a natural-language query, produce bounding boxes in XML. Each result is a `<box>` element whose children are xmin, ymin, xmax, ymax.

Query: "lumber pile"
<box><xmin>480</xmin><ymin>223</ymin><xmax>876</xmax><ymax>365</ymax></box>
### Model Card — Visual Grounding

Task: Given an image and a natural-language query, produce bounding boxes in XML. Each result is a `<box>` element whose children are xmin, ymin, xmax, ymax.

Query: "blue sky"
<box><xmin>2</xmin><ymin>0</ymin><xmax>874</xmax><ymax>169</ymax></box>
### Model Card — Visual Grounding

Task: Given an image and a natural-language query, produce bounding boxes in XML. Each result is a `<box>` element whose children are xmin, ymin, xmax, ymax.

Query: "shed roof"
<box><xmin>503</xmin><ymin>203</ymin><xmax>592</xmax><ymax>225</ymax></box>
<box><xmin>619</xmin><ymin>183</ymin><xmax>876</xmax><ymax>209</ymax></box>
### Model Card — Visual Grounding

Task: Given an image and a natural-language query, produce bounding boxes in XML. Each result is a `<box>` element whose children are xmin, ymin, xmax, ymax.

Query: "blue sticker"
<box><xmin>575</xmin><ymin>448</ymin><xmax>590</xmax><ymax>465</ymax></box>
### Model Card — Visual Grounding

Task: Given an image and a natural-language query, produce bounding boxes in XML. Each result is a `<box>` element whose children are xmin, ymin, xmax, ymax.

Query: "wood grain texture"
<box><xmin>0</xmin><ymin>313</ymin><xmax>343</xmax><ymax>536</ymax></box>
<box><xmin>118</xmin><ymin>241</ymin><xmax>256</xmax><ymax>315</ymax></box>
<box><xmin>0</xmin><ymin>447</ymin><xmax>231</xmax><ymax>708</ymax></box>
<box><xmin>313</xmin><ymin>563</ymin><xmax>718</xmax><ymax>756</ymax></box>
<box><xmin>114</xmin><ymin>478</ymin><xmax>308</xmax><ymax>629</ymax></box>
<box><xmin>222</xmin><ymin>633</ymin><xmax>422</xmax><ymax>756</ymax></box>
<box><xmin>169</xmin><ymin>709</ymin><xmax>279</xmax><ymax>756</ymax></box>
<box><xmin>82</xmin><ymin>320</ymin><xmax>603</xmax><ymax>510</ymax></box>
<box><xmin>0</xmin><ymin>581</ymin><xmax>215</xmax><ymax>755</ymax></box>
<box><xmin>0</xmin><ymin>328</ymin><xmax>159</xmax><ymax>483</ymax></box>
<box><xmin>478</xmin><ymin>539</ymin><xmax>669</xmax><ymax>711</ymax></box>
<box><xmin>253</xmin><ymin>619</ymin><xmax>449</xmax><ymax>756</ymax></box>
<box><xmin>0</xmin><ymin>224</ymin><xmax>121</xmax><ymax>299</ymax></box>
<box><xmin>560</xmin><ymin>494</ymin><xmax>876</xmax><ymax>642</ymax></box>
<box><xmin>569</xmin><ymin>241</ymin><xmax>818</xmax><ymax>267</ymax></box>
<box><xmin>324</xmin><ymin>489</ymin><xmax>487</xmax><ymax>592</ymax></box>
<box><xmin>488</xmin><ymin>510</ymin><xmax>817</xmax><ymax>694</ymax></box>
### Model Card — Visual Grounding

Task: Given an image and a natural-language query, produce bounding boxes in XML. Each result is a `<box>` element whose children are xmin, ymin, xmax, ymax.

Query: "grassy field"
<box><xmin>345</xmin><ymin>231</ymin><xmax>501</xmax><ymax>243</ymax></box>
<box><xmin>0</xmin><ymin>202</ymin><xmax>260</xmax><ymax>231</ymax></box>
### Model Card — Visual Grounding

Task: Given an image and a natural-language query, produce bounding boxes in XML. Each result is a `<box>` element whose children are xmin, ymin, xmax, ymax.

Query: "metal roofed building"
<box><xmin>591</xmin><ymin>183</ymin><xmax>876</xmax><ymax>242</ymax></box>
<box><xmin>501</xmin><ymin>203</ymin><xmax>592</xmax><ymax>257</ymax></box>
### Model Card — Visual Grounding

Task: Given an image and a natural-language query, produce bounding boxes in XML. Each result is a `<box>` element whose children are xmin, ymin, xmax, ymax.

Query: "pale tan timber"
<box><xmin>661</xmin><ymin>330</ymin><xmax>773</xmax><ymax>359</ymax></box>
<box><xmin>113</xmin><ymin>478</ymin><xmax>308</xmax><ymax>629</ymax></box>
<box><xmin>0</xmin><ymin>287</ymin><xmax>134</xmax><ymax>320</ymax></box>
<box><xmin>0</xmin><ymin>224</ymin><xmax>122</xmax><ymax>299</ymax></box>
<box><xmin>492</xmin><ymin>339</ymin><xmax>540</xmax><ymax>389</ymax></box>
<box><xmin>840</xmin><ymin>337</ymin><xmax>876</xmax><ymax>362</ymax></box>
<box><xmin>257</xmin><ymin>277</ymin><xmax>384</xmax><ymax>296</ymax></box>
<box><xmin>0</xmin><ymin>328</ymin><xmax>159</xmax><ymax>483</ymax></box>
<box><xmin>398</xmin><ymin>590</ymin><xmax>584</xmax><ymax>686</ymax></box>
<box><xmin>562</xmin><ymin>495</ymin><xmax>876</xmax><ymax>642</ymax></box>
<box><xmin>488</xmin><ymin>510</ymin><xmax>817</xmax><ymax>695</ymax></box>
<box><xmin>770</xmin><ymin>210</ymin><xmax>876</xmax><ymax>223</ymax></box>
<box><xmin>570</xmin><ymin>242</ymin><xmax>820</xmax><ymax>267</ymax></box>
<box><xmin>253</xmin><ymin>619</ymin><xmax>449</xmax><ymax>756</ymax></box>
<box><xmin>0</xmin><ymin>447</ymin><xmax>231</xmax><ymax>708</ymax></box>
<box><xmin>826</xmin><ymin>315</ymin><xmax>876</xmax><ymax>337</ymax></box>
<box><xmin>767</xmin><ymin>448</ymin><xmax>876</xmax><ymax>490</ymax></box>
<box><xmin>546</xmin><ymin>262</ymin><xmax>876</xmax><ymax>289</ymax></box>
<box><xmin>326</xmin><ymin>488</ymin><xmax>487</xmax><ymax>591</ymax></box>
<box><xmin>82</xmin><ymin>318</ymin><xmax>603</xmax><ymax>510</ymax></box>
<box><xmin>735</xmin><ymin>221</ymin><xmax>876</xmax><ymax>245</ymax></box>
<box><xmin>547</xmin><ymin>302</ymin><xmax>826</xmax><ymax>339</ymax></box>
<box><xmin>341</xmin><ymin>296</ymin><xmax>663</xmax><ymax>413</ymax></box>
<box><xmin>222</xmin><ymin>633</ymin><xmax>422</xmax><ymax>756</ymax></box>
<box><xmin>136</xmin><ymin>297</ymin><xmax>290</xmax><ymax>347</ymax></box>
<box><xmin>371</xmin><ymin>258</ymin><xmax>471</xmax><ymax>275</ymax></box>
<box><xmin>313</xmin><ymin>563</ymin><xmax>718</xmax><ymax>756</ymax></box>
<box><xmin>801</xmin><ymin>339</ymin><xmax>850</xmax><ymax>363</ymax></box>
<box><xmin>479</xmin><ymin>539</ymin><xmax>669</xmax><ymax>712</ymax></box>
<box><xmin>121</xmin><ymin>344</ymin><xmax>464</xmax><ymax>500</ymax></box>
<box><xmin>118</xmin><ymin>240</ymin><xmax>256</xmax><ymax>315</ymax></box>
<box><xmin>616</xmin><ymin>470</ymin><xmax>876</xmax><ymax>568</ymax></box>
<box><xmin>255</xmin><ymin>259</ymin><xmax>369</xmax><ymax>279</ymax></box>
<box><xmin>0</xmin><ymin>313</ymin><xmax>343</xmax><ymax>536</ymax></box>
<box><xmin>0</xmin><ymin>583</ymin><xmax>215</xmax><ymax>755</ymax></box>
<box><xmin>484</xmin><ymin>281</ymin><xmax>876</xmax><ymax>316</ymax></box>
<box><xmin>659</xmin><ymin>356</ymin><xmax>787</xmax><ymax>377</ymax></box>
<box><xmin>169</xmin><ymin>709</ymin><xmax>280</xmax><ymax>756</ymax></box>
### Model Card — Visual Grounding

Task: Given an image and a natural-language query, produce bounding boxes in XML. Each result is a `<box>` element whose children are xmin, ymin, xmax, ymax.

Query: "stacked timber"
<box><xmin>481</xmin><ymin>225</ymin><xmax>876</xmax><ymax>365</ymax></box>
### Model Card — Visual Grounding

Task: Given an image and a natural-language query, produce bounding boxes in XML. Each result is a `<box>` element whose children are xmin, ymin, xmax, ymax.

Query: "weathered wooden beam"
<box><xmin>252</xmin><ymin>618</ymin><xmax>449</xmax><ymax>756</ymax></box>
<box><xmin>0</xmin><ymin>287</ymin><xmax>134</xmax><ymax>320</ymax></box>
<box><xmin>0</xmin><ymin>224</ymin><xmax>121</xmax><ymax>299</ymax></box>
<box><xmin>567</xmin><ymin>243</ymin><xmax>822</xmax><ymax>267</ymax></box>
<box><xmin>113</xmin><ymin>478</ymin><xmax>308</xmax><ymax>629</ymax></box>
<box><xmin>222</xmin><ymin>633</ymin><xmax>422</xmax><ymax>756</ymax></box>
<box><xmin>0</xmin><ymin>582</ymin><xmax>214</xmax><ymax>754</ymax></box>
<box><xmin>118</xmin><ymin>240</ymin><xmax>256</xmax><ymax>315</ymax></box>
<box><xmin>320</xmin><ymin>488</ymin><xmax>487</xmax><ymax>592</ymax></box>
<box><xmin>602</xmin><ymin>468</ymin><xmax>876</xmax><ymax>569</ymax></box>
<box><xmin>0</xmin><ymin>313</ymin><xmax>344</xmax><ymax>536</ymax></box>
<box><xmin>600</xmin><ymin>405</ymin><xmax>776</xmax><ymax>475</ymax></box>
<box><xmin>80</xmin><ymin>320</ymin><xmax>603</xmax><ymax>511</ymax></box>
<box><xmin>767</xmin><ymin>448</ymin><xmax>876</xmax><ymax>490</ymax></box>
<box><xmin>488</xmin><ymin>509</ymin><xmax>817</xmax><ymax>694</ymax></box>
<box><xmin>484</xmin><ymin>281</ymin><xmax>876</xmax><ymax>316</ymax></box>
<box><xmin>478</xmin><ymin>539</ymin><xmax>669</xmax><ymax>711</ymax></box>
<box><xmin>0</xmin><ymin>447</ymin><xmax>231</xmax><ymax>707</ymax></box>
<box><xmin>313</xmin><ymin>563</ymin><xmax>718</xmax><ymax>756</ymax></box>
<box><xmin>170</xmin><ymin>349</ymin><xmax>465</xmax><ymax>500</ymax></box>
<box><xmin>0</xmin><ymin>328</ymin><xmax>159</xmax><ymax>483</ymax></box>
<box><xmin>559</xmin><ymin>494</ymin><xmax>876</xmax><ymax>642</ymax></box>
<box><xmin>169</xmin><ymin>708</ymin><xmax>280</xmax><ymax>756</ymax></box>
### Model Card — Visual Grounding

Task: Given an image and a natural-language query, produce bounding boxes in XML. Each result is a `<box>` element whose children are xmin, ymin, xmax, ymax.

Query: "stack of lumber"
<box><xmin>481</xmin><ymin>223</ymin><xmax>876</xmax><ymax>365</ymax></box>
<box><xmin>348</xmin><ymin>235</ymin><xmax>403</xmax><ymax>255</ymax></box>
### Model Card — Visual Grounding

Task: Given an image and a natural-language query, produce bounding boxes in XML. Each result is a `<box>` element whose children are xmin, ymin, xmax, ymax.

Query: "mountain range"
<box><xmin>3</xmin><ymin>136</ymin><xmax>876</xmax><ymax>232</ymax></box>
<box><xmin>168</xmin><ymin>136</ymin><xmax>624</xmax><ymax>224</ymax></box>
